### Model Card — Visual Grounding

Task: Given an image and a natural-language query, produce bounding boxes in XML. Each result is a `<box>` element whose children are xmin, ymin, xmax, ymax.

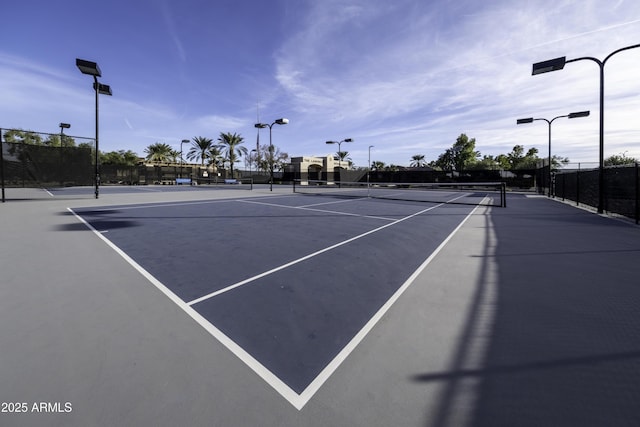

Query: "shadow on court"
<box><xmin>415</xmin><ymin>195</ymin><xmax>640</xmax><ymax>427</ymax></box>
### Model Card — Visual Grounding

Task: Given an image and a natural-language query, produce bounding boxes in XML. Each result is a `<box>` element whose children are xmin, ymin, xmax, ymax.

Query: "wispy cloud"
<box><xmin>267</xmin><ymin>0</ymin><xmax>640</xmax><ymax>164</ymax></box>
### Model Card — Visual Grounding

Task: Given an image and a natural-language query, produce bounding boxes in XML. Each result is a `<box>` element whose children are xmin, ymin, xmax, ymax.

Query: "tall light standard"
<box><xmin>76</xmin><ymin>58</ymin><xmax>112</xmax><ymax>199</ymax></box>
<box><xmin>249</xmin><ymin>148</ymin><xmax>257</xmax><ymax>179</ymax></box>
<box><xmin>368</xmin><ymin>145</ymin><xmax>374</xmax><ymax>196</ymax></box>
<box><xmin>326</xmin><ymin>138</ymin><xmax>353</xmax><ymax>185</ymax></box>
<box><xmin>531</xmin><ymin>43</ymin><xmax>640</xmax><ymax>213</ymax></box>
<box><xmin>58</xmin><ymin>123</ymin><xmax>70</xmax><ymax>186</ymax></box>
<box><xmin>254</xmin><ymin>118</ymin><xmax>288</xmax><ymax>191</ymax></box>
<box><xmin>180</xmin><ymin>139</ymin><xmax>190</xmax><ymax>179</ymax></box>
<box><xmin>517</xmin><ymin>111</ymin><xmax>590</xmax><ymax>196</ymax></box>
<box><xmin>59</xmin><ymin>123</ymin><xmax>70</xmax><ymax>145</ymax></box>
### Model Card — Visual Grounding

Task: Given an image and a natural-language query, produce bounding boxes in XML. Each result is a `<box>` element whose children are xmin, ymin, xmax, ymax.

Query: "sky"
<box><xmin>1</xmin><ymin>0</ymin><xmax>640</xmax><ymax>168</ymax></box>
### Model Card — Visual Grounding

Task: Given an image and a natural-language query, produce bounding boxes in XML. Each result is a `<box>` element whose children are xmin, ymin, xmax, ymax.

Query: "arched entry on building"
<box><xmin>308</xmin><ymin>164</ymin><xmax>322</xmax><ymax>182</ymax></box>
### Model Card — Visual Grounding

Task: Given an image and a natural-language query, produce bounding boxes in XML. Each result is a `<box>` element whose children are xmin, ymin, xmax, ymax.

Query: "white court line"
<box><xmin>238</xmin><ymin>198</ymin><xmax>398</xmax><ymax>221</ymax></box>
<box><xmin>187</xmin><ymin>193</ymin><xmax>468</xmax><ymax>306</ymax></box>
<box><xmin>298</xmin><ymin>198</ymin><xmax>365</xmax><ymax>208</ymax></box>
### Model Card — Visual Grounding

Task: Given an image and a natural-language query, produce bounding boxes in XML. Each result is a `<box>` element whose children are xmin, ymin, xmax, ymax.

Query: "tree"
<box><xmin>469</xmin><ymin>155</ymin><xmax>501</xmax><ymax>170</ymax></box>
<box><xmin>254</xmin><ymin>144</ymin><xmax>289</xmax><ymax>173</ymax></box>
<box><xmin>507</xmin><ymin>145</ymin><xmax>540</xmax><ymax>169</ymax></box>
<box><xmin>451</xmin><ymin>134</ymin><xmax>480</xmax><ymax>171</ymax></box>
<box><xmin>410</xmin><ymin>154</ymin><xmax>426</xmax><ymax>167</ymax></box>
<box><xmin>605</xmin><ymin>153</ymin><xmax>639</xmax><ymax>166</ymax></box>
<box><xmin>101</xmin><ymin>150</ymin><xmax>139</xmax><ymax>165</ymax></box>
<box><xmin>168</xmin><ymin>149</ymin><xmax>181</xmax><ymax>164</ymax></box>
<box><xmin>3</xmin><ymin>129</ymin><xmax>44</xmax><ymax>145</ymax></box>
<box><xmin>371</xmin><ymin>161</ymin><xmax>385</xmax><ymax>170</ymax></box>
<box><xmin>217</xmin><ymin>132</ymin><xmax>247</xmax><ymax>178</ymax></box>
<box><xmin>44</xmin><ymin>134</ymin><xmax>76</xmax><ymax>147</ymax></box>
<box><xmin>334</xmin><ymin>151</ymin><xmax>352</xmax><ymax>168</ymax></box>
<box><xmin>434</xmin><ymin>148</ymin><xmax>455</xmax><ymax>172</ymax></box>
<box><xmin>187</xmin><ymin>136</ymin><xmax>215</xmax><ymax>166</ymax></box>
<box><xmin>434</xmin><ymin>134</ymin><xmax>479</xmax><ymax>172</ymax></box>
<box><xmin>144</xmin><ymin>142</ymin><xmax>172</xmax><ymax>163</ymax></box>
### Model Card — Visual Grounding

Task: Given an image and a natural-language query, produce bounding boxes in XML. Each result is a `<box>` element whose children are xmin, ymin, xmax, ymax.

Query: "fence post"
<box><xmin>0</xmin><ymin>128</ymin><xmax>5</xmax><ymax>203</ymax></box>
<box><xmin>636</xmin><ymin>162</ymin><xmax>640</xmax><ymax>224</ymax></box>
<box><xmin>576</xmin><ymin>164</ymin><xmax>580</xmax><ymax>206</ymax></box>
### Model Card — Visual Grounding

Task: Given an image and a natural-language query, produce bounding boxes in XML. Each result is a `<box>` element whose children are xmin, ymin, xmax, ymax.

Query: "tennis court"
<box><xmin>68</xmin><ymin>185</ymin><xmax>492</xmax><ymax>408</ymax></box>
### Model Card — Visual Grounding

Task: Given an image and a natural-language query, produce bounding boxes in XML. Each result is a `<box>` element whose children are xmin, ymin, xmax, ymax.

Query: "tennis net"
<box><xmin>293</xmin><ymin>180</ymin><xmax>506</xmax><ymax>207</ymax></box>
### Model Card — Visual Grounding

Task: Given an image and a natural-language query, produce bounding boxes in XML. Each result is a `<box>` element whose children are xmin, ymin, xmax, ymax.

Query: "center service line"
<box><xmin>187</xmin><ymin>194</ymin><xmax>468</xmax><ymax>306</ymax></box>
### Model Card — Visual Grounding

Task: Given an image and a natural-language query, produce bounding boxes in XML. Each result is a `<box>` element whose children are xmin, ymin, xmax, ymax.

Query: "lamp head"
<box><xmin>254</xmin><ymin>123</ymin><xmax>268</xmax><ymax>129</ymax></box>
<box><xmin>275</xmin><ymin>118</ymin><xmax>289</xmax><ymax>125</ymax></box>
<box><xmin>568</xmin><ymin>110</ymin><xmax>590</xmax><ymax>119</ymax></box>
<box><xmin>516</xmin><ymin>118</ymin><xmax>534</xmax><ymax>124</ymax></box>
<box><xmin>76</xmin><ymin>58</ymin><xmax>101</xmax><ymax>77</ymax></box>
<box><xmin>93</xmin><ymin>82</ymin><xmax>112</xmax><ymax>96</ymax></box>
<box><xmin>59</xmin><ymin>123</ymin><xmax>71</xmax><ymax>129</ymax></box>
<box><xmin>532</xmin><ymin>56</ymin><xmax>566</xmax><ymax>75</ymax></box>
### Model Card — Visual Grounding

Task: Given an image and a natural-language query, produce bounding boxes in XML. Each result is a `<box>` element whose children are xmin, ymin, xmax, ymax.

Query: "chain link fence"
<box><xmin>554</xmin><ymin>163</ymin><xmax>640</xmax><ymax>223</ymax></box>
<box><xmin>1</xmin><ymin>129</ymin><xmax>95</xmax><ymax>192</ymax></box>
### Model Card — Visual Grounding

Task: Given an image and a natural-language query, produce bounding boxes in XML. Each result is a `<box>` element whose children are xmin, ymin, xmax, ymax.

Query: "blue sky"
<box><xmin>2</xmin><ymin>0</ymin><xmax>640</xmax><ymax>167</ymax></box>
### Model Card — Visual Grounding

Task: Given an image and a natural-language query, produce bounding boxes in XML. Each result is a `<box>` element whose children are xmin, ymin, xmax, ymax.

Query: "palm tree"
<box><xmin>217</xmin><ymin>132</ymin><xmax>247</xmax><ymax>178</ymax></box>
<box><xmin>372</xmin><ymin>160</ymin><xmax>386</xmax><ymax>170</ymax></box>
<box><xmin>168</xmin><ymin>149</ymin><xmax>181</xmax><ymax>164</ymax></box>
<box><xmin>206</xmin><ymin>145</ymin><xmax>223</xmax><ymax>169</ymax></box>
<box><xmin>187</xmin><ymin>136</ymin><xmax>214</xmax><ymax>166</ymax></box>
<box><xmin>410</xmin><ymin>154</ymin><xmax>426</xmax><ymax>167</ymax></box>
<box><xmin>144</xmin><ymin>142</ymin><xmax>172</xmax><ymax>163</ymax></box>
<box><xmin>335</xmin><ymin>151</ymin><xmax>352</xmax><ymax>169</ymax></box>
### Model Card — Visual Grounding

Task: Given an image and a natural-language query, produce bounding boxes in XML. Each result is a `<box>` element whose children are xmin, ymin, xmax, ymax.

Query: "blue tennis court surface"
<box><xmin>70</xmin><ymin>192</ymin><xmax>480</xmax><ymax>407</ymax></box>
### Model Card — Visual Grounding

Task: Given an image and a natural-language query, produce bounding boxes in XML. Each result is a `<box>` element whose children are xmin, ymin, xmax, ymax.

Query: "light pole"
<box><xmin>76</xmin><ymin>58</ymin><xmax>112</xmax><ymax>199</ymax></box>
<box><xmin>59</xmin><ymin>123</ymin><xmax>70</xmax><ymax>146</ymax></box>
<box><xmin>249</xmin><ymin>148</ymin><xmax>257</xmax><ymax>179</ymax></box>
<box><xmin>517</xmin><ymin>111</ymin><xmax>590</xmax><ymax>196</ymax></box>
<box><xmin>326</xmin><ymin>138</ymin><xmax>353</xmax><ymax>185</ymax></box>
<box><xmin>368</xmin><ymin>145</ymin><xmax>374</xmax><ymax>196</ymax></box>
<box><xmin>531</xmin><ymin>43</ymin><xmax>640</xmax><ymax>213</ymax></box>
<box><xmin>254</xmin><ymin>118</ymin><xmax>288</xmax><ymax>191</ymax></box>
<box><xmin>59</xmin><ymin>123</ymin><xmax>70</xmax><ymax>186</ymax></box>
<box><xmin>180</xmin><ymin>139</ymin><xmax>190</xmax><ymax>179</ymax></box>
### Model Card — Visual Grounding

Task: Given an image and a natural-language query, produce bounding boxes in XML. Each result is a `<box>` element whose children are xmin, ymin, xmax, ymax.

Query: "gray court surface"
<box><xmin>1</xmin><ymin>185</ymin><xmax>640</xmax><ymax>427</ymax></box>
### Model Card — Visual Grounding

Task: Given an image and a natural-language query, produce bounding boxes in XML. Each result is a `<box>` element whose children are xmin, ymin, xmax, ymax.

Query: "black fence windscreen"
<box><xmin>1</xmin><ymin>140</ymin><xmax>94</xmax><ymax>188</ymax></box>
<box><xmin>554</xmin><ymin>164</ymin><xmax>640</xmax><ymax>224</ymax></box>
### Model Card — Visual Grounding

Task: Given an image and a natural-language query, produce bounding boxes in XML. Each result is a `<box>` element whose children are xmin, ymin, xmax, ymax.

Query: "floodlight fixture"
<box><xmin>568</xmin><ymin>110</ymin><xmax>590</xmax><ymax>119</ymax></box>
<box><xmin>531</xmin><ymin>56</ymin><xmax>566</xmax><ymax>75</ymax></box>
<box><xmin>275</xmin><ymin>118</ymin><xmax>289</xmax><ymax>125</ymax></box>
<box><xmin>93</xmin><ymin>82</ymin><xmax>113</xmax><ymax>96</ymax></box>
<box><xmin>76</xmin><ymin>58</ymin><xmax>101</xmax><ymax>77</ymax></box>
<box><xmin>59</xmin><ymin>123</ymin><xmax>71</xmax><ymax>129</ymax></box>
